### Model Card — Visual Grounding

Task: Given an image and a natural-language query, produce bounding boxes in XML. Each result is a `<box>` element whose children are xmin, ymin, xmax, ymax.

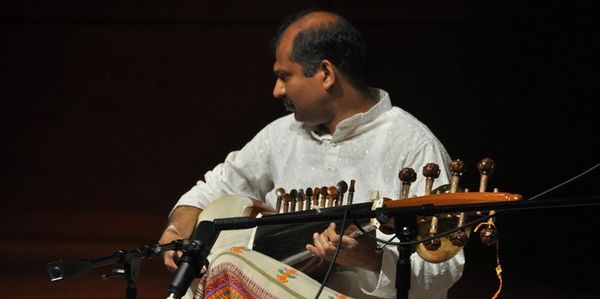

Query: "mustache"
<box><xmin>282</xmin><ymin>97</ymin><xmax>295</xmax><ymax>111</ymax></box>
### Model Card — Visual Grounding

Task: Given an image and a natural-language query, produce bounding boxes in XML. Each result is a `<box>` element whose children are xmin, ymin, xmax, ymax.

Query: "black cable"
<box><xmin>314</xmin><ymin>208</ymin><xmax>349</xmax><ymax>299</ymax></box>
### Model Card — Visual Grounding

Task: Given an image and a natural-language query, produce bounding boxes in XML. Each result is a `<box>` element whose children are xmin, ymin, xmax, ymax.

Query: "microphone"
<box><xmin>166</xmin><ymin>220</ymin><xmax>220</xmax><ymax>299</ymax></box>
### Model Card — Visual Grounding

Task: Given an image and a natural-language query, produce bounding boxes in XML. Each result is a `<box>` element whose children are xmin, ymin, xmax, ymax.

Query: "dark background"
<box><xmin>2</xmin><ymin>1</ymin><xmax>599</xmax><ymax>298</ymax></box>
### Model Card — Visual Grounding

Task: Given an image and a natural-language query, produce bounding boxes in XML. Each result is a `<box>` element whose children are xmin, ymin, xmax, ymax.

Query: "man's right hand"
<box><xmin>158</xmin><ymin>205</ymin><xmax>203</xmax><ymax>272</ymax></box>
<box><xmin>159</xmin><ymin>225</ymin><xmax>186</xmax><ymax>272</ymax></box>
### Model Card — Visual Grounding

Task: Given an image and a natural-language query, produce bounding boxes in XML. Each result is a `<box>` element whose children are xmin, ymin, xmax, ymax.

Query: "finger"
<box><xmin>313</xmin><ymin>232</ymin><xmax>332</xmax><ymax>256</ymax></box>
<box><xmin>306</xmin><ymin>236</ymin><xmax>326</xmax><ymax>257</ymax></box>
<box><xmin>163</xmin><ymin>250</ymin><xmax>181</xmax><ymax>272</ymax></box>
<box><xmin>340</xmin><ymin>235</ymin><xmax>359</xmax><ymax>249</ymax></box>
<box><xmin>323</xmin><ymin>223</ymin><xmax>341</xmax><ymax>244</ymax></box>
<box><xmin>163</xmin><ymin>251</ymin><xmax>176</xmax><ymax>271</ymax></box>
<box><xmin>343</xmin><ymin>224</ymin><xmax>359</xmax><ymax>235</ymax></box>
<box><xmin>306</xmin><ymin>243</ymin><xmax>318</xmax><ymax>255</ymax></box>
<box><xmin>326</xmin><ymin>222</ymin><xmax>338</xmax><ymax>236</ymax></box>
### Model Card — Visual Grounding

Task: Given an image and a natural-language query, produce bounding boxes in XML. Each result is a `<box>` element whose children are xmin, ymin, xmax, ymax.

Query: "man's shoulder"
<box><xmin>381</xmin><ymin>106</ymin><xmax>440</xmax><ymax>140</ymax></box>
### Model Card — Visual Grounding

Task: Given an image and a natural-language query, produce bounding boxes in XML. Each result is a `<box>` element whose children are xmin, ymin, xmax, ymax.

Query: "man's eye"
<box><xmin>276</xmin><ymin>73</ymin><xmax>290</xmax><ymax>81</ymax></box>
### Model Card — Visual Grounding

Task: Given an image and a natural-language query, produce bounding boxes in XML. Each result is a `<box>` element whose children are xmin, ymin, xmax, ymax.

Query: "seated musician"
<box><xmin>158</xmin><ymin>8</ymin><xmax>465</xmax><ymax>299</ymax></box>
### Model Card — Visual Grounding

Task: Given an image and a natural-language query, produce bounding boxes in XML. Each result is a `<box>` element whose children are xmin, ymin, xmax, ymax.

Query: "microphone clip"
<box><xmin>176</xmin><ymin>239</ymin><xmax>211</xmax><ymax>273</ymax></box>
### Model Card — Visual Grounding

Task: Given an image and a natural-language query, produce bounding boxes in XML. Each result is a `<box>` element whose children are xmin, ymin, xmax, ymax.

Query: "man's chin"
<box><xmin>293</xmin><ymin>114</ymin><xmax>320</xmax><ymax>128</ymax></box>
<box><xmin>292</xmin><ymin>112</ymin><xmax>302</xmax><ymax>121</ymax></box>
<box><xmin>293</xmin><ymin>113</ymin><xmax>310</xmax><ymax>124</ymax></box>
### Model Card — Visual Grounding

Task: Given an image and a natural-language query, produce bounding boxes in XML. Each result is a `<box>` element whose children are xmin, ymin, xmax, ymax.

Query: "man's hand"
<box><xmin>158</xmin><ymin>206</ymin><xmax>202</xmax><ymax>272</ymax></box>
<box><xmin>306</xmin><ymin>222</ymin><xmax>382</xmax><ymax>273</ymax></box>
<box><xmin>159</xmin><ymin>224</ymin><xmax>185</xmax><ymax>272</ymax></box>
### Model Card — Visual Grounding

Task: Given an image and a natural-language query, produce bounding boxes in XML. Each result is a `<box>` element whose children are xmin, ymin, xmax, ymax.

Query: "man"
<box><xmin>159</xmin><ymin>9</ymin><xmax>464</xmax><ymax>299</ymax></box>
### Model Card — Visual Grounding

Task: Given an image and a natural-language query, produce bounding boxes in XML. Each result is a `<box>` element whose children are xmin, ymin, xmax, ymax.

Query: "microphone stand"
<box><xmin>47</xmin><ymin>241</ymin><xmax>184</xmax><ymax>299</ymax></box>
<box><xmin>212</xmin><ymin>195</ymin><xmax>600</xmax><ymax>299</ymax></box>
<box><xmin>394</xmin><ymin>210</ymin><xmax>416</xmax><ymax>299</ymax></box>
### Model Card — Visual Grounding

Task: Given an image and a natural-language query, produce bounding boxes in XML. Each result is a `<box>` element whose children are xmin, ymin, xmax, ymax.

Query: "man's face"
<box><xmin>272</xmin><ymin>30</ymin><xmax>331</xmax><ymax>127</ymax></box>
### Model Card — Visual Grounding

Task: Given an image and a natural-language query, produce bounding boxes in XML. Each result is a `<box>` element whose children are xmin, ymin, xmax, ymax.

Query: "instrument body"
<box><xmin>197</xmin><ymin>190</ymin><xmax>523</xmax><ymax>266</ymax></box>
<box><xmin>179</xmin><ymin>158</ymin><xmax>523</xmax><ymax>298</ymax></box>
<box><xmin>180</xmin><ymin>189</ymin><xmax>522</xmax><ymax>298</ymax></box>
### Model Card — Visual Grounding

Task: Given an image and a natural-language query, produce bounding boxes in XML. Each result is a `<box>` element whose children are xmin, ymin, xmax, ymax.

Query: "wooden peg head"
<box><xmin>336</xmin><ymin>180</ymin><xmax>348</xmax><ymax>194</ymax></box>
<box><xmin>449</xmin><ymin>159</ymin><xmax>466</xmax><ymax>176</ymax></box>
<box><xmin>422</xmin><ymin>163</ymin><xmax>440</xmax><ymax>179</ymax></box>
<box><xmin>305</xmin><ymin>187</ymin><xmax>313</xmax><ymax>198</ymax></box>
<box><xmin>398</xmin><ymin>167</ymin><xmax>417</xmax><ymax>183</ymax></box>
<box><xmin>477</xmin><ymin>157</ymin><xmax>495</xmax><ymax>175</ymax></box>
<box><xmin>276</xmin><ymin>187</ymin><xmax>286</xmax><ymax>197</ymax></box>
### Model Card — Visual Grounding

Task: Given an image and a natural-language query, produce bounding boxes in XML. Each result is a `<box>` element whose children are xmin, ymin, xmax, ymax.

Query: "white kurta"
<box><xmin>174</xmin><ymin>89</ymin><xmax>464</xmax><ymax>298</ymax></box>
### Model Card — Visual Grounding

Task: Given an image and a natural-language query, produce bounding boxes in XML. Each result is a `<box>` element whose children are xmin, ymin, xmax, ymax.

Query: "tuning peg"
<box><xmin>283</xmin><ymin>194</ymin><xmax>291</xmax><ymax>213</ymax></box>
<box><xmin>478</xmin><ymin>223</ymin><xmax>498</xmax><ymax>246</ymax></box>
<box><xmin>305</xmin><ymin>187</ymin><xmax>313</xmax><ymax>210</ymax></box>
<box><xmin>423</xmin><ymin>217</ymin><xmax>442</xmax><ymax>251</ymax></box>
<box><xmin>289</xmin><ymin>189</ymin><xmax>297</xmax><ymax>212</ymax></box>
<box><xmin>447</xmin><ymin>159</ymin><xmax>468</xmax><ymax>245</ymax></box>
<box><xmin>312</xmin><ymin>187</ymin><xmax>320</xmax><ymax>208</ymax></box>
<box><xmin>327</xmin><ymin>186</ymin><xmax>337</xmax><ymax>207</ymax></box>
<box><xmin>476</xmin><ymin>158</ymin><xmax>498</xmax><ymax>245</ymax></box>
<box><xmin>336</xmin><ymin>180</ymin><xmax>348</xmax><ymax>205</ymax></box>
<box><xmin>448</xmin><ymin>159</ymin><xmax>465</xmax><ymax>193</ymax></box>
<box><xmin>398</xmin><ymin>167</ymin><xmax>416</xmax><ymax>199</ymax></box>
<box><xmin>320</xmin><ymin>186</ymin><xmax>328</xmax><ymax>208</ymax></box>
<box><xmin>477</xmin><ymin>157</ymin><xmax>495</xmax><ymax>192</ymax></box>
<box><xmin>475</xmin><ymin>211</ymin><xmax>498</xmax><ymax>246</ymax></box>
<box><xmin>297</xmin><ymin>189</ymin><xmax>305</xmax><ymax>211</ymax></box>
<box><xmin>275</xmin><ymin>187</ymin><xmax>285</xmax><ymax>213</ymax></box>
<box><xmin>347</xmin><ymin>179</ymin><xmax>355</xmax><ymax>204</ymax></box>
<box><xmin>422</xmin><ymin>163</ymin><xmax>440</xmax><ymax>195</ymax></box>
<box><xmin>422</xmin><ymin>163</ymin><xmax>442</xmax><ymax>250</ymax></box>
<box><xmin>448</xmin><ymin>213</ymin><xmax>469</xmax><ymax>246</ymax></box>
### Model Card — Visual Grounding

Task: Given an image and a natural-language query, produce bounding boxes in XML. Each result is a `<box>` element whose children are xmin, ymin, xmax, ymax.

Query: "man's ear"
<box><xmin>319</xmin><ymin>60</ymin><xmax>336</xmax><ymax>90</ymax></box>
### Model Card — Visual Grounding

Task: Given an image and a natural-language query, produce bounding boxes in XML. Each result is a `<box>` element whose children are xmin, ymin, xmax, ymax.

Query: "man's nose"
<box><xmin>272</xmin><ymin>79</ymin><xmax>285</xmax><ymax>99</ymax></box>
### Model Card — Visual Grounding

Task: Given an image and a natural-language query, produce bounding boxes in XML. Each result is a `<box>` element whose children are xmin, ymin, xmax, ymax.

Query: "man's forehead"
<box><xmin>274</xmin><ymin>29</ymin><xmax>294</xmax><ymax>64</ymax></box>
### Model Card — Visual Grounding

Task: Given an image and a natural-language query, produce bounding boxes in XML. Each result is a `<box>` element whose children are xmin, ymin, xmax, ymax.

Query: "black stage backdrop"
<box><xmin>2</xmin><ymin>1</ymin><xmax>599</xmax><ymax>298</ymax></box>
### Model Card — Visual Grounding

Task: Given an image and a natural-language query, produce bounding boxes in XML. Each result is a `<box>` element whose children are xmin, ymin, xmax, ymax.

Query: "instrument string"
<box><xmin>527</xmin><ymin>161</ymin><xmax>600</xmax><ymax>201</ymax></box>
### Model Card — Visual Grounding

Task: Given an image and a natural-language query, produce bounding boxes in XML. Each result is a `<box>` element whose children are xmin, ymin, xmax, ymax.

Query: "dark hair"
<box><xmin>270</xmin><ymin>9</ymin><xmax>368</xmax><ymax>89</ymax></box>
